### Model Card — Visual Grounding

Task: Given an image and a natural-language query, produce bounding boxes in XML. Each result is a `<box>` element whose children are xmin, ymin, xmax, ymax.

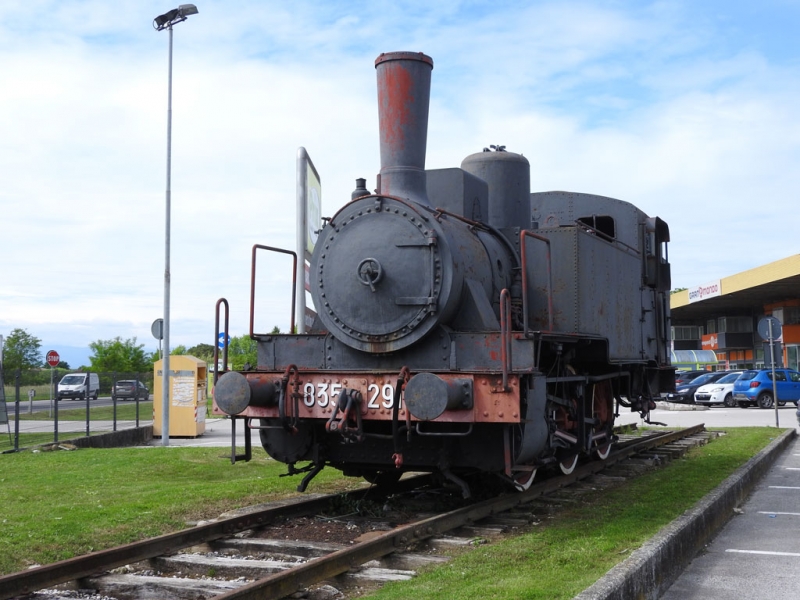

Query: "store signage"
<box><xmin>688</xmin><ymin>281</ymin><xmax>721</xmax><ymax>303</ymax></box>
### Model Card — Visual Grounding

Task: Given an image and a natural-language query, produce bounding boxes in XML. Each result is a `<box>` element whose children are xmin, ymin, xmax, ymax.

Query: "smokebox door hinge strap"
<box><xmin>395</xmin><ymin>232</ymin><xmax>439</xmax><ymax>311</ymax></box>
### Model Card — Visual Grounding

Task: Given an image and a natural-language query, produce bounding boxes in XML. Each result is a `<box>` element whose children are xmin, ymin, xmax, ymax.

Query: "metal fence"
<box><xmin>1</xmin><ymin>369</ymin><xmax>155</xmax><ymax>453</ymax></box>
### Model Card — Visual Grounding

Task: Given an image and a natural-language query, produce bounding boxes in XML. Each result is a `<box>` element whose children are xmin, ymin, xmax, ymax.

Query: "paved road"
<box><xmin>616</xmin><ymin>402</ymin><xmax>800</xmax><ymax>430</ymax></box>
<box><xmin>145</xmin><ymin>417</ymin><xmax>247</xmax><ymax>448</ymax></box>
<box><xmin>661</xmin><ymin>434</ymin><xmax>800</xmax><ymax>600</ymax></box>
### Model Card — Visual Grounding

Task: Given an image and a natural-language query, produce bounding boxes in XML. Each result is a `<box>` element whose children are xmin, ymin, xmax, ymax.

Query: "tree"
<box><xmin>228</xmin><ymin>334</ymin><xmax>258</xmax><ymax>370</ymax></box>
<box><xmin>186</xmin><ymin>343</ymin><xmax>215</xmax><ymax>362</ymax></box>
<box><xmin>219</xmin><ymin>329</ymin><xmax>282</xmax><ymax>370</ymax></box>
<box><xmin>2</xmin><ymin>328</ymin><xmax>42</xmax><ymax>372</ymax></box>
<box><xmin>88</xmin><ymin>337</ymin><xmax>150</xmax><ymax>373</ymax></box>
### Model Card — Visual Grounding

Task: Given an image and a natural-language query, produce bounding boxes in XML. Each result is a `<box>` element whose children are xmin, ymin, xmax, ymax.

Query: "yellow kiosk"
<box><xmin>153</xmin><ymin>355</ymin><xmax>207</xmax><ymax>437</ymax></box>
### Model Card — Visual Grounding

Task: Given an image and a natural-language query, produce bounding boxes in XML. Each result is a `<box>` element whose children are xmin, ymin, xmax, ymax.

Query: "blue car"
<box><xmin>732</xmin><ymin>369</ymin><xmax>800</xmax><ymax>409</ymax></box>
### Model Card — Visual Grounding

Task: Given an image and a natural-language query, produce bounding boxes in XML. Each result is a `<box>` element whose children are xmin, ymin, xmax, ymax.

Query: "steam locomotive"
<box><xmin>213</xmin><ymin>51</ymin><xmax>674</xmax><ymax>496</ymax></box>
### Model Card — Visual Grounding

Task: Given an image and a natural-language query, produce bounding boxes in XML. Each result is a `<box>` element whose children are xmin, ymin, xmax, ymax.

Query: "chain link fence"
<box><xmin>1</xmin><ymin>368</ymin><xmax>158</xmax><ymax>452</ymax></box>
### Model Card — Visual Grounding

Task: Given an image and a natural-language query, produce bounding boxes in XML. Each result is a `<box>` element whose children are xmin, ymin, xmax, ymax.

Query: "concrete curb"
<box><xmin>573</xmin><ymin>427</ymin><xmax>797</xmax><ymax>600</ymax></box>
<box><xmin>37</xmin><ymin>426</ymin><xmax>153</xmax><ymax>450</ymax></box>
<box><xmin>654</xmin><ymin>401</ymin><xmax>709</xmax><ymax>411</ymax></box>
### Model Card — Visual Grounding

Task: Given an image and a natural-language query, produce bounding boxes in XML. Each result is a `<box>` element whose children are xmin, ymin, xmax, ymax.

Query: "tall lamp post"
<box><xmin>154</xmin><ymin>4</ymin><xmax>198</xmax><ymax>447</ymax></box>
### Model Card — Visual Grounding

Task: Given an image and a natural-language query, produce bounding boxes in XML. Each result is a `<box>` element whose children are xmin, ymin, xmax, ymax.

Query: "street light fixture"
<box><xmin>153</xmin><ymin>4</ymin><xmax>198</xmax><ymax>31</ymax></box>
<box><xmin>154</xmin><ymin>3</ymin><xmax>198</xmax><ymax>447</ymax></box>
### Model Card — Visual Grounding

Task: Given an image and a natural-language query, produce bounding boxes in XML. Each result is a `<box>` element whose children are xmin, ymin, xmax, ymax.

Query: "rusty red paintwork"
<box><xmin>213</xmin><ymin>371</ymin><xmax>521</xmax><ymax>424</ymax></box>
<box><xmin>375</xmin><ymin>52</ymin><xmax>432</xmax><ymax>169</ymax></box>
<box><xmin>378</xmin><ymin>61</ymin><xmax>414</xmax><ymax>160</ymax></box>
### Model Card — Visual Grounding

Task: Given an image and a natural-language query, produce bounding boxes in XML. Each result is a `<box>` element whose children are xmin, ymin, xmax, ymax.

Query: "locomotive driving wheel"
<box><xmin>558</xmin><ymin>454</ymin><xmax>578</xmax><ymax>475</ymax></box>
<box><xmin>592</xmin><ymin>380</ymin><xmax>614</xmax><ymax>460</ymax></box>
<box><xmin>595</xmin><ymin>441</ymin><xmax>612</xmax><ymax>460</ymax></box>
<box><xmin>553</xmin><ymin>422</ymin><xmax>579</xmax><ymax>475</ymax></box>
<box><xmin>512</xmin><ymin>467</ymin><xmax>538</xmax><ymax>491</ymax></box>
<box><xmin>551</xmin><ymin>366</ymin><xmax>581</xmax><ymax>475</ymax></box>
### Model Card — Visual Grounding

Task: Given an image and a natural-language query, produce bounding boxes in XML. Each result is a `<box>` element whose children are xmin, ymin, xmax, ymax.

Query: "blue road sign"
<box><xmin>218</xmin><ymin>332</ymin><xmax>230</xmax><ymax>349</ymax></box>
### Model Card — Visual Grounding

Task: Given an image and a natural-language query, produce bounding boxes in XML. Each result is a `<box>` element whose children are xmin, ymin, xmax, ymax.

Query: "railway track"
<box><xmin>1</xmin><ymin>424</ymin><xmax>712</xmax><ymax>600</ymax></box>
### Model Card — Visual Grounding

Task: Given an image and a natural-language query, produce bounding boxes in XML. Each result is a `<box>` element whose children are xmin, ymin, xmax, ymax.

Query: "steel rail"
<box><xmin>214</xmin><ymin>424</ymin><xmax>707</xmax><ymax>600</ymax></box>
<box><xmin>0</xmin><ymin>476</ymin><xmax>430</xmax><ymax>600</ymax></box>
<box><xmin>0</xmin><ymin>426</ymin><xmax>702</xmax><ymax>599</ymax></box>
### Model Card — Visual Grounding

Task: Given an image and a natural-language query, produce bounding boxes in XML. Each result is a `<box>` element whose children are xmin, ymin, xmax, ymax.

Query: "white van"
<box><xmin>58</xmin><ymin>373</ymin><xmax>100</xmax><ymax>401</ymax></box>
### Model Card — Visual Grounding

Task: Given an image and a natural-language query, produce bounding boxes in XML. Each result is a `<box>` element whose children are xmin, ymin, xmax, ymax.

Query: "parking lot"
<box><xmin>617</xmin><ymin>401</ymin><xmax>800</xmax><ymax>430</ymax></box>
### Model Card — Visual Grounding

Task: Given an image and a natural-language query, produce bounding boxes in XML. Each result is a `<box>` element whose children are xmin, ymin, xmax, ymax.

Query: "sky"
<box><xmin>1</xmin><ymin>0</ymin><xmax>799</xmax><ymax>368</ymax></box>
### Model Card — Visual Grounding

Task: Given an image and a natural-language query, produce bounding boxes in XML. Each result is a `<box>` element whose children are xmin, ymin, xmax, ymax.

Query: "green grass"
<box><xmin>8</xmin><ymin>398</ymin><xmax>213</xmax><ymax>421</ymax></box>
<box><xmin>366</xmin><ymin>427</ymin><xmax>781</xmax><ymax>599</ymax></box>
<box><xmin>0</xmin><ymin>427</ymin><xmax>781</xmax><ymax>597</ymax></box>
<box><xmin>0</xmin><ymin>447</ymin><xmax>363</xmax><ymax>574</ymax></box>
<box><xmin>4</xmin><ymin>389</ymin><xmax>213</xmax><ymax>405</ymax></box>
<box><xmin>12</xmin><ymin>401</ymin><xmax>156</xmax><ymax>421</ymax></box>
<box><xmin>3</xmin><ymin>384</ymin><xmax>55</xmax><ymax>400</ymax></box>
<box><xmin>0</xmin><ymin>432</ymin><xmax>63</xmax><ymax>451</ymax></box>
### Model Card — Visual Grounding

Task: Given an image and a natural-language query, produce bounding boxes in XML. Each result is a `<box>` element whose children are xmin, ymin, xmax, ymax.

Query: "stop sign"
<box><xmin>46</xmin><ymin>350</ymin><xmax>60</xmax><ymax>367</ymax></box>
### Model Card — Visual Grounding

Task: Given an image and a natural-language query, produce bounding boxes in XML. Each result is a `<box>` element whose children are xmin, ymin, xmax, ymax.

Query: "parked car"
<box><xmin>112</xmin><ymin>380</ymin><xmax>150</xmax><ymax>401</ymax></box>
<box><xmin>732</xmin><ymin>369</ymin><xmax>800</xmax><ymax>409</ymax></box>
<box><xmin>674</xmin><ymin>370</ymin><xmax>707</xmax><ymax>386</ymax></box>
<box><xmin>666</xmin><ymin>371</ymin><xmax>729</xmax><ymax>404</ymax></box>
<box><xmin>694</xmin><ymin>371</ymin><xmax>744</xmax><ymax>407</ymax></box>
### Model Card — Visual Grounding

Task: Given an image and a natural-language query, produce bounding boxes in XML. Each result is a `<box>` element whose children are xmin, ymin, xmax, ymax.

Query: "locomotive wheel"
<box><xmin>595</xmin><ymin>443</ymin><xmax>612</xmax><ymax>460</ymax></box>
<box><xmin>559</xmin><ymin>454</ymin><xmax>578</xmax><ymax>475</ymax></box>
<box><xmin>362</xmin><ymin>470</ymin><xmax>403</xmax><ymax>487</ymax></box>
<box><xmin>549</xmin><ymin>365</ymin><xmax>581</xmax><ymax>476</ymax></box>
<box><xmin>592</xmin><ymin>381</ymin><xmax>615</xmax><ymax>461</ymax></box>
<box><xmin>512</xmin><ymin>468</ymin><xmax>537</xmax><ymax>492</ymax></box>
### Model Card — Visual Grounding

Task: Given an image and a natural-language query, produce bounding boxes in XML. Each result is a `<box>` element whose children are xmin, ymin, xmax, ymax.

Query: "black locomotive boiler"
<box><xmin>214</xmin><ymin>51</ymin><xmax>674</xmax><ymax>496</ymax></box>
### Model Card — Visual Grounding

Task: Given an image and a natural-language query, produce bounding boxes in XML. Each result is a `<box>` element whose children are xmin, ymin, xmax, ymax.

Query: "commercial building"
<box><xmin>670</xmin><ymin>255</ymin><xmax>800</xmax><ymax>371</ymax></box>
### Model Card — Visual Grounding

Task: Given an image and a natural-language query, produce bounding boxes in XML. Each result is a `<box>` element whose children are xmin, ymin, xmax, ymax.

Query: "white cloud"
<box><xmin>1</xmin><ymin>0</ymin><xmax>799</xmax><ymax>357</ymax></box>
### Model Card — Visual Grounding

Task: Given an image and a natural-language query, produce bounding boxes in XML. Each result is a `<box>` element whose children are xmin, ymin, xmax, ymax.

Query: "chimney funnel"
<box><xmin>375</xmin><ymin>52</ymin><xmax>433</xmax><ymax>205</ymax></box>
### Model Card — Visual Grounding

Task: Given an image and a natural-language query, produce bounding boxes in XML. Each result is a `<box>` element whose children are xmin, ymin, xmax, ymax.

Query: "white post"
<box><xmin>296</xmin><ymin>148</ymin><xmax>308</xmax><ymax>334</ymax></box>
